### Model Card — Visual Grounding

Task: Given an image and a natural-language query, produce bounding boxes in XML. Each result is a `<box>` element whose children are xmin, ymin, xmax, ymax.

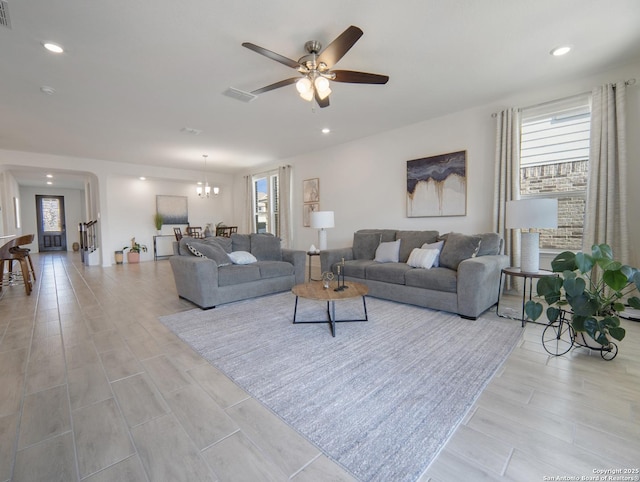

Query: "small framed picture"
<box><xmin>303</xmin><ymin>178</ymin><xmax>320</xmax><ymax>203</ymax></box>
<box><xmin>303</xmin><ymin>203</ymin><xmax>319</xmax><ymax>227</ymax></box>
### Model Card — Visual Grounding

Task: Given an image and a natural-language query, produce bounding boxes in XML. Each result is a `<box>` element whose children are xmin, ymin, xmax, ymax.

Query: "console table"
<box><xmin>153</xmin><ymin>234</ymin><xmax>175</xmax><ymax>261</ymax></box>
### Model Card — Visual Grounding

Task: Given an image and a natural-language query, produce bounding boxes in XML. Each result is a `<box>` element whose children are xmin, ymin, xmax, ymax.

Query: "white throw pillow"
<box><xmin>407</xmin><ymin>248</ymin><xmax>439</xmax><ymax>269</ymax></box>
<box><xmin>374</xmin><ymin>239</ymin><xmax>401</xmax><ymax>263</ymax></box>
<box><xmin>228</xmin><ymin>250</ymin><xmax>257</xmax><ymax>265</ymax></box>
<box><xmin>421</xmin><ymin>240</ymin><xmax>444</xmax><ymax>267</ymax></box>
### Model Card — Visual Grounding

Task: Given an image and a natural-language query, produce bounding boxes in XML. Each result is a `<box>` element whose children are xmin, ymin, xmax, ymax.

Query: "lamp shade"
<box><xmin>310</xmin><ymin>211</ymin><xmax>335</xmax><ymax>229</ymax></box>
<box><xmin>506</xmin><ymin>199</ymin><xmax>558</xmax><ymax>230</ymax></box>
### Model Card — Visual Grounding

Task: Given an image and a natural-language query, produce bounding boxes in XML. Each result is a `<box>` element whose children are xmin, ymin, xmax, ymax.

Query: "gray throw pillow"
<box><xmin>439</xmin><ymin>233</ymin><xmax>482</xmax><ymax>270</ymax></box>
<box><xmin>374</xmin><ymin>239</ymin><xmax>401</xmax><ymax>263</ymax></box>
<box><xmin>250</xmin><ymin>233</ymin><xmax>282</xmax><ymax>261</ymax></box>
<box><xmin>188</xmin><ymin>241</ymin><xmax>232</xmax><ymax>266</ymax></box>
<box><xmin>353</xmin><ymin>232</ymin><xmax>382</xmax><ymax>260</ymax></box>
<box><xmin>475</xmin><ymin>233</ymin><xmax>503</xmax><ymax>256</ymax></box>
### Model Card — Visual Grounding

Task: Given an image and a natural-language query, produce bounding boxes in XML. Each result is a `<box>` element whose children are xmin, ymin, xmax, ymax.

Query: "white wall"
<box><xmin>107</xmin><ymin>175</ymin><xmax>233</xmax><ymax>263</ymax></box>
<box><xmin>233</xmin><ymin>60</ymin><xmax>640</xmax><ymax>267</ymax></box>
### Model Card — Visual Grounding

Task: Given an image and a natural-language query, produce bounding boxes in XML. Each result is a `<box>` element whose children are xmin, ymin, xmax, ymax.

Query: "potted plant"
<box><xmin>153</xmin><ymin>213</ymin><xmax>164</xmax><ymax>234</ymax></box>
<box><xmin>123</xmin><ymin>237</ymin><xmax>147</xmax><ymax>263</ymax></box>
<box><xmin>525</xmin><ymin>244</ymin><xmax>640</xmax><ymax>350</ymax></box>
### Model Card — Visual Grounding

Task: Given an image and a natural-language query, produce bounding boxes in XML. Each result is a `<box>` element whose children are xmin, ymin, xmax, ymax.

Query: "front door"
<box><xmin>36</xmin><ymin>195</ymin><xmax>67</xmax><ymax>252</ymax></box>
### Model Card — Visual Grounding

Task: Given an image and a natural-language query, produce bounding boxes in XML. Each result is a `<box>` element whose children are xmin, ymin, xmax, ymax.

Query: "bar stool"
<box><xmin>0</xmin><ymin>234</ymin><xmax>35</xmax><ymax>295</ymax></box>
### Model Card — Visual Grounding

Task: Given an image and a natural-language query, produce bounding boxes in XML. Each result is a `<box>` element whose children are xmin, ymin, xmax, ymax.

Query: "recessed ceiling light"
<box><xmin>550</xmin><ymin>45</ymin><xmax>572</xmax><ymax>56</ymax></box>
<box><xmin>46</xmin><ymin>174</ymin><xmax>53</xmax><ymax>178</ymax></box>
<box><xmin>322</xmin><ymin>128</ymin><xmax>331</xmax><ymax>134</ymax></box>
<box><xmin>42</xmin><ymin>42</ymin><xmax>64</xmax><ymax>53</ymax></box>
<box><xmin>46</xmin><ymin>181</ymin><xmax>53</xmax><ymax>185</ymax></box>
<box><xmin>139</xmin><ymin>177</ymin><xmax>146</xmax><ymax>181</ymax></box>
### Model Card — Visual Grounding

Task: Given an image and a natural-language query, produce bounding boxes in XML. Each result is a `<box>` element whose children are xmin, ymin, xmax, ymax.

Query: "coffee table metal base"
<box><xmin>292</xmin><ymin>295</ymin><xmax>368</xmax><ymax>337</ymax></box>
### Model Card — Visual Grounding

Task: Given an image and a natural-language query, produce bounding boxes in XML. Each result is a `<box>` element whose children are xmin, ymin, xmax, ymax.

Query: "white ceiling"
<box><xmin>1</xmin><ymin>0</ymin><xmax>640</xmax><ymax>186</ymax></box>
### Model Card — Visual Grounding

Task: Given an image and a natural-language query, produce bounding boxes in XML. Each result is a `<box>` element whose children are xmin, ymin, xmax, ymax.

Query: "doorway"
<box><xmin>36</xmin><ymin>195</ymin><xmax>67</xmax><ymax>252</ymax></box>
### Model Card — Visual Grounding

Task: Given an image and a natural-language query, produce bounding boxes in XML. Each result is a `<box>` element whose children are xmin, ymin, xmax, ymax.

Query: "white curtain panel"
<box><xmin>278</xmin><ymin>165</ymin><xmax>293</xmax><ymax>248</ymax></box>
<box><xmin>584</xmin><ymin>81</ymin><xmax>630</xmax><ymax>263</ymax></box>
<box><xmin>494</xmin><ymin>108</ymin><xmax>522</xmax><ymax>287</ymax></box>
<box><xmin>243</xmin><ymin>175</ymin><xmax>253</xmax><ymax>234</ymax></box>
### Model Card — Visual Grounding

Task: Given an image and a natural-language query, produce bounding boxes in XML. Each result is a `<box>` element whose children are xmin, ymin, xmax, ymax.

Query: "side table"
<box><xmin>497</xmin><ymin>267</ymin><xmax>557</xmax><ymax>327</ymax></box>
<box><xmin>307</xmin><ymin>251</ymin><xmax>320</xmax><ymax>282</ymax></box>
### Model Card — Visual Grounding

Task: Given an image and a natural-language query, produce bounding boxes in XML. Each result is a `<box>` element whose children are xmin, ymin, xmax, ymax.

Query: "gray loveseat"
<box><xmin>320</xmin><ymin>229</ymin><xmax>509</xmax><ymax>319</ymax></box>
<box><xmin>169</xmin><ymin>233</ymin><xmax>305</xmax><ymax>309</ymax></box>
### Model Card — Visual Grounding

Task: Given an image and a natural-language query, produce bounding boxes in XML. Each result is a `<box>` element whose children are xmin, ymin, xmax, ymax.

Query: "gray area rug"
<box><xmin>159</xmin><ymin>292</ymin><xmax>522</xmax><ymax>481</ymax></box>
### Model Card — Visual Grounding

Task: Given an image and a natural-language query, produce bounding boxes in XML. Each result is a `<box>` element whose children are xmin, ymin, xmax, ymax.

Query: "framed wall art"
<box><xmin>156</xmin><ymin>195</ymin><xmax>188</xmax><ymax>224</ymax></box>
<box><xmin>303</xmin><ymin>178</ymin><xmax>320</xmax><ymax>203</ymax></box>
<box><xmin>406</xmin><ymin>150</ymin><xmax>467</xmax><ymax>217</ymax></box>
<box><xmin>303</xmin><ymin>202</ymin><xmax>319</xmax><ymax>227</ymax></box>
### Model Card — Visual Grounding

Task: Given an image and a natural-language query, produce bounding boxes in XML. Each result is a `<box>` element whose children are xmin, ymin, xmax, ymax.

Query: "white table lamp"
<box><xmin>506</xmin><ymin>199</ymin><xmax>558</xmax><ymax>273</ymax></box>
<box><xmin>310</xmin><ymin>211</ymin><xmax>334</xmax><ymax>251</ymax></box>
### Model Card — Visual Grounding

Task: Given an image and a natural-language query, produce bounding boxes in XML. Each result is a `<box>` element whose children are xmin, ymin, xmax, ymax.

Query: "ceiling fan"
<box><xmin>242</xmin><ymin>25</ymin><xmax>389</xmax><ymax>108</ymax></box>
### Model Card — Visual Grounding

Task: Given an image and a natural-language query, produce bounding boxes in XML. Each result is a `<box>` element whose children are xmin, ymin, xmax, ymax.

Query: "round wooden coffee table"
<box><xmin>291</xmin><ymin>281</ymin><xmax>369</xmax><ymax>337</ymax></box>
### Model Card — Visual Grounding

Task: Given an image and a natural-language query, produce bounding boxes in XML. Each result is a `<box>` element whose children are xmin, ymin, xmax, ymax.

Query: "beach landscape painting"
<box><xmin>407</xmin><ymin>151</ymin><xmax>467</xmax><ymax>217</ymax></box>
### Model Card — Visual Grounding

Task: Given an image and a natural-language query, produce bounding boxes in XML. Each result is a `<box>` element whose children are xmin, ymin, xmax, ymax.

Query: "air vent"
<box><xmin>180</xmin><ymin>127</ymin><xmax>202</xmax><ymax>135</ymax></box>
<box><xmin>0</xmin><ymin>1</ymin><xmax>11</xmax><ymax>29</ymax></box>
<box><xmin>223</xmin><ymin>87</ymin><xmax>257</xmax><ymax>103</ymax></box>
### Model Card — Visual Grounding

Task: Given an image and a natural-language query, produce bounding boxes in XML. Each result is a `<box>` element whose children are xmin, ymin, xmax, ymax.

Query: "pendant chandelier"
<box><xmin>197</xmin><ymin>154</ymin><xmax>211</xmax><ymax>198</ymax></box>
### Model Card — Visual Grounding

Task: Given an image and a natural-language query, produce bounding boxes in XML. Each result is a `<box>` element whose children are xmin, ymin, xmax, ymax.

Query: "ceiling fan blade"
<box><xmin>250</xmin><ymin>78</ymin><xmax>299</xmax><ymax>95</ymax></box>
<box><xmin>315</xmin><ymin>90</ymin><xmax>330</xmax><ymax>108</ymax></box>
<box><xmin>242</xmin><ymin>42</ymin><xmax>300</xmax><ymax>70</ymax></box>
<box><xmin>332</xmin><ymin>70</ymin><xmax>389</xmax><ymax>84</ymax></box>
<box><xmin>317</xmin><ymin>25</ymin><xmax>363</xmax><ymax>68</ymax></box>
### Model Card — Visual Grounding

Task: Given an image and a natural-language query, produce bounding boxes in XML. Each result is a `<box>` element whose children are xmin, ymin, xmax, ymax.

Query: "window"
<box><xmin>252</xmin><ymin>171</ymin><xmax>279</xmax><ymax>236</ymax></box>
<box><xmin>519</xmin><ymin>94</ymin><xmax>591</xmax><ymax>250</ymax></box>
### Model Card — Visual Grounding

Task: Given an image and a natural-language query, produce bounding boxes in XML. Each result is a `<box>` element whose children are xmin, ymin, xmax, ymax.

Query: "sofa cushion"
<box><xmin>340</xmin><ymin>259</ymin><xmax>377</xmax><ymax>278</ymax></box>
<box><xmin>250</xmin><ymin>233</ymin><xmax>282</xmax><ymax>261</ymax></box>
<box><xmin>374</xmin><ymin>240</ymin><xmax>401</xmax><ymax>263</ymax></box>
<box><xmin>395</xmin><ymin>230</ymin><xmax>439</xmax><ymax>263</ymax></box>
<box><xmin>421</xmin><ymin>240</ymin><xmax>445</xmax><ymax>267</ymax></box>
<box><xmin>188</xmin><ymin>241</ymin><xmax>232</xmax><ymax>266</ymax></box>
<box><xmin>218</xmin><ymin>265</ymin><xmax>261</xmax><ymax>286</ymax></box>
<box><xmin>353</xmin><ymin>232</ymin><xmax>382</xmax><ymax>260</ymax></box>
<box><xmin>405</xmin><ymin>267</ymin><xmax>458</xmax><ymax>293</ymax></box>
<box><xmin>228</xmin><ymin>251</ymin><xmax>258</xmax><ymax>265</ymax></box>
<box><xmin>407</xmin><ymin>248</ymin><xmax>439</xmax><ymax>269</ymax></box>
<box><xmin>366</xmin><ymin>262</ymin><xmax>413</xmax><ymax>285</ymax></box>
<box><xmin>201</xmin><ymin>236</ymin><xmax>233</xmax><ymax>253</ymax></box>
<box><xmin>256</xmin><ymin>261</ymin><xmax>294</xmax><ymax>279</ymax></box>
<box><xmin>231</xmin><ymin>233</ymin><xmax>251</xmax><ymax>253</ymax></box>
<box><xmin>475</xmin><ymin>233</ymin><xmax>503</xmax><ymax>256</ymax></box>
<box><xmin>439</xmin><ymin>233</ymin><xmax>482</xmax><ymax>270</ymax></box>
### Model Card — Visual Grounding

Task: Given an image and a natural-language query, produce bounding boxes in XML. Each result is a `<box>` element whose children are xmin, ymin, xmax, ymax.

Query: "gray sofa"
<box><xmin>320</xmin><ymin>229</ymin><xmax>509</xmax><ymax>319</ymax></box>
<box><xmin>169</xmin><ymin>233</ymin><xmax>305</xmax><ymax>309</ymax></box>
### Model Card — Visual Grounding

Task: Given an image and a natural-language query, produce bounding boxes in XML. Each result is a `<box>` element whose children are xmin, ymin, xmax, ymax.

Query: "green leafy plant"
<box><xmin>525</xmin><ymin>244</ymin><xmax>640</xmax><ymax>348</ymax></box>
<box><xmin>123</xmin><ymin>237</ymin><xmax>147</xmax><ymax>254</ymax></box>
<box><xmin>153</xmin><ymin>212</ymin><xmax>164</xmax><ymax>230</ymax></box>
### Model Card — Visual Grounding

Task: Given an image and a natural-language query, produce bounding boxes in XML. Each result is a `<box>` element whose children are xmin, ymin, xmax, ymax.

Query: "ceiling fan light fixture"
<box><xmin>296</xmin><ymin>77</ymin><xmax>312</xmax><ymax>95</ymax></box>
<box><xmin>314</xmin><ymin>76</ymin><xmax>331</xmax><ymax>100</ymax></box>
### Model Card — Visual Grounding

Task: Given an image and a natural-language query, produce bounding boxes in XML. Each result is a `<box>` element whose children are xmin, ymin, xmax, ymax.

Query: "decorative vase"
<box><xmin>114</xmin><ymin>250</ymin><xmax>124</xmax><ymax>264</ymax></box>
<box><xmin>127</xmin><ymin>252</ymin><xmax>140</xmax><ymax>264</ymax></box>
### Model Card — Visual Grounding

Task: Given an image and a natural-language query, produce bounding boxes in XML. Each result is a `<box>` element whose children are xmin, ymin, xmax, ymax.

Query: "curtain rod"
<box><xmin>491</xmin><ymin>78</ymin><xmax>636</xmax><ymax>118</ymax></box>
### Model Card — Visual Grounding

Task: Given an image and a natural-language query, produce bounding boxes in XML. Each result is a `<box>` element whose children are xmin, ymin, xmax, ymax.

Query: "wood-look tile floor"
<box><xmin>1</xmin><ymin>253</ymin><xmax>638</xmax><ymax>481</ymax></box>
